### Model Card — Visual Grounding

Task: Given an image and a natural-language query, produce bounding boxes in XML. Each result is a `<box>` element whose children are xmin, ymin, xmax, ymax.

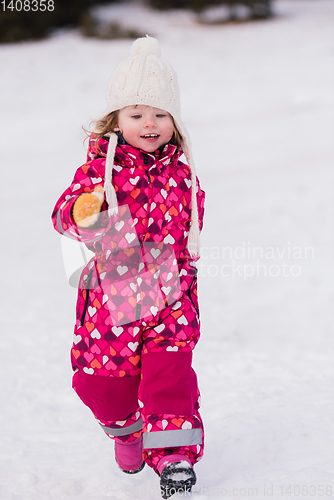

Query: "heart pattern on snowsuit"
<box><xmin>52</xmin><ymin>137</ymin><xmax>205</xmax><ymax>471</ymax></box>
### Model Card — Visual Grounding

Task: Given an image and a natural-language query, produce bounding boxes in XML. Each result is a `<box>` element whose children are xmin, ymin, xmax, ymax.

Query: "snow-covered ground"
<box><xmin>1</xmin><ymin>0</ymin><xmax>334</xmax><ymax>498</ymax></box>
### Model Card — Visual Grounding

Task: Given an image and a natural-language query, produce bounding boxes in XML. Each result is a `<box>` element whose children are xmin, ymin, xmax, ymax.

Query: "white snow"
<box><xmin>1</xmin><ymin>0</ymin><xmax>334</xmax><ymax>498</ymax></box>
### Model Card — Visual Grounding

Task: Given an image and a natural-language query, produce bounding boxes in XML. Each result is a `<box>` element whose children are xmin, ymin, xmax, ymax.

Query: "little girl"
<box><xmin>52</xmin><ymin>36</ymin><xmax>205</xmax><ymax>499</ymax></box>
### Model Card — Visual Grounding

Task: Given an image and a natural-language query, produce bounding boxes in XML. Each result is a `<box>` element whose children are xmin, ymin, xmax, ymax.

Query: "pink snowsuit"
<box><xmin>52</xmin><ymin>136</ymin><xmax>205</xmax><ymax>472</ymax></box>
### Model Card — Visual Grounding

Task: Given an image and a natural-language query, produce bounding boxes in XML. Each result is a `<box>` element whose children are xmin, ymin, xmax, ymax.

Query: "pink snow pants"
<box><xmin>71</xmin><ymin>283</ymin><xmax>204</xmax><ymax>473</ymax></box>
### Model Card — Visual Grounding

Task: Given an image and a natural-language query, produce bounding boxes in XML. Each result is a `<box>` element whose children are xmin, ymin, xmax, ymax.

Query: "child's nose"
<box><xmin>144</xmin><ymin>117</ymin><xmax>156</xmax><ymax>127</ymax></box>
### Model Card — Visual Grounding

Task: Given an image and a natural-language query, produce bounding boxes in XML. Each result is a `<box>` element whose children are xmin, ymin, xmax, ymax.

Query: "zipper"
<box><xmin>80</xmin><ymin>269</ymin><xmax>93</xmax><ymax>326</ymax></box>
<box><xmin>186</xmin><ymin>269</ymin><xmax>199</xmax><ymax>315</ymax></box>
<box><xmin>145</xmin><ymin>169</ymin><xmax>151</xmax><ymax>184</ymax></box>
<box><xmin>143</xmin><ymin>154</ymin><xmax>151</xmax><ymax>184</ymax></box>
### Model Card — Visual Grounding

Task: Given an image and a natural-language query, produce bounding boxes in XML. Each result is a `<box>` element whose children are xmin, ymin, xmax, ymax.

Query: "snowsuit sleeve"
<box><xmin>196</xmin><ymin>176</ymin><xmax>205</xmax><ymax>233</ymax></box>
<box><xmin>51</xmin><ymin>152</ymin><xmax>109</xmax><ymax>245</ymax></box>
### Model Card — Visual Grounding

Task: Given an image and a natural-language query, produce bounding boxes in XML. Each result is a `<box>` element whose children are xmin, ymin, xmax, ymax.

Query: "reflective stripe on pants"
<box><xmin>100</xmin><ymin>418</ymin><xmax>143</xmax><ymax>437</ymax></box>
<box><xmin>143</xmin><ymin>428</ymin><xmax>202</xmax><ymax>450</ymax></box>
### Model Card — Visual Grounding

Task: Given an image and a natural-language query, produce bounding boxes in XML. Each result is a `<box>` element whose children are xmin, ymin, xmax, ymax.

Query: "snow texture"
<box><xmin>1</xmin><ymin>0</ymin><xmax>334</xmax><ymax>498</ymax></box>
<box><xmin>166</xmin><ymin>461</ymin><xmax>193</xmax><ymax>482</ymax></box>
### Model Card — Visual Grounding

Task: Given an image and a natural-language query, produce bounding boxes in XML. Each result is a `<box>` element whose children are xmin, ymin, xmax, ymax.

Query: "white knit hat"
<box><xmin>103</xmin><ymin>35</ymin><xmax>200</xmax><ymax>259</ymax></box>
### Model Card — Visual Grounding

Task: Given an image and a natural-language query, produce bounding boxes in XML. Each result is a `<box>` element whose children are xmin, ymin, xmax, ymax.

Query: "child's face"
<box><xmin>117</xmin><ymin>105</ymin><xmax>174</xmax><ymax>152</ymax></box>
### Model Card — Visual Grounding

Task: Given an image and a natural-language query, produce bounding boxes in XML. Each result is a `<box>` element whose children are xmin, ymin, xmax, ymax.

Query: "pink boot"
<box><xmin>115</xmin><ymin>437</ymin><xmax>145</xmax><ymax>474</ymax></box>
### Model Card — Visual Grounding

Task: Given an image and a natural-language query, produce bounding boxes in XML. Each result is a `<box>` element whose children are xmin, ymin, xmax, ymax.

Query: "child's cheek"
<box><xmin>123</xmin><ymin>129</ymin><xmax>135</xmax><ymax>145</ymax></box>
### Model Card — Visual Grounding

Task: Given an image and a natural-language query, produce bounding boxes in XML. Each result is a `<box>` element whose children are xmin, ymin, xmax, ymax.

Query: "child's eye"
<box><xmin>156</xmin><ymin>114</ymin><xmax>166</xmax><ymax>118</ymax></box>
<box><xmin>132</xmin><ymin>114</ymin><xmax>142</xmax><ymax>119</ymax></box>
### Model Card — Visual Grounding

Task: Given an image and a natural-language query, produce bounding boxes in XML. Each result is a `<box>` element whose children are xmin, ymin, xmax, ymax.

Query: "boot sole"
<box><xmin>115</xmin><ymin>456</ymin><xmax>146</xmax><ymax>474</ymax></box>
<box><xmin>160</xmin><ymin>464</ymin><xmax>197</xmax><ymax>499</ymax></box>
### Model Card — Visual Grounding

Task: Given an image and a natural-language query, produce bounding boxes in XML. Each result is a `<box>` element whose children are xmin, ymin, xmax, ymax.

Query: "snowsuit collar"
<box><xmin>89</xmin><ymin>135</ymin><xmax>182</xmax><ymax>171</ymax></box>
<box><xmin>113</xmin><ymin>142</ymin><xmax>181</xmax><ymax>170</ymax></box>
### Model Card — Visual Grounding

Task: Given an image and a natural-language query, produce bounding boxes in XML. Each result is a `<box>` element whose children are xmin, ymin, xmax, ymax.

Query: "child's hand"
<box><xmin>72</xmin><ymin>186</ymin><xmax>104</xmax><ymax>228</ymax></box>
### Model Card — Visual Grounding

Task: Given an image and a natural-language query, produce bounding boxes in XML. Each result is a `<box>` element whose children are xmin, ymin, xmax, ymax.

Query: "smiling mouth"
<box><xmin>141</xmin><ymin>134</ymin><xmax>159</xmax><ymax>139</ymax></box>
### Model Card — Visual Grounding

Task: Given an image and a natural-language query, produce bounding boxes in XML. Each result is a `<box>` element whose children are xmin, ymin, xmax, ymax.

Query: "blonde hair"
<box><xmin>84</xmin><ymin>109</ymin><xmax>183</xmax><ymax>155</ymax></box>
